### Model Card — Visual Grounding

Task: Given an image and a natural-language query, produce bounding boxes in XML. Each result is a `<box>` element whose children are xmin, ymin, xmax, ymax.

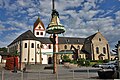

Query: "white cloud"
<box><xmin>0</xmin><ymin>0</ymin><xmax>120</xmax><ymax>52</ymax></box>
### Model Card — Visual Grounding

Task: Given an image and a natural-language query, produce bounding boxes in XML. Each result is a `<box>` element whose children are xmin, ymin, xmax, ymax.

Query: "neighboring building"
<box><xmin>7</xmin><ymin>17</ymin><xmax>112</xmax><ymax>69</ymax></box>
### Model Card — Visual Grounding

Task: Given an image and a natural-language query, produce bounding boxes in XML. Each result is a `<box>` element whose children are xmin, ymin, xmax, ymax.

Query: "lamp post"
<box><xmin>46</xmin><ymin>0</ymin><xmax>65</xmax><ymax>74</ymax></box>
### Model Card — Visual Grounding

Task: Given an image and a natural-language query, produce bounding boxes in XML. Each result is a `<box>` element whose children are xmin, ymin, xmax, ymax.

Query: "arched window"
<box><xmin>64</xmin><ymin>45</ymin><xmax>67</xmax><ymax>49</ymax></box>
<box><xmin>24</xmin><ymin>43</ymin><xmax>27</xmax><ymax>48</ymax></box>
<box><xmin>99</xmin><ymin>38</ymin><xmax>101</xmax><ymax>41</ymax></box>
<box><xmin>96</xmin><ymin>47</ymin><xmax>99</xmax><ymax>54</ymax></box>
<box><xmin>103</xmin><ymin>47</ymin><xmax>106</xmax><ymax>54</ymax></box>
<box><xmin>77</xmin><ymin>45</ymin><xmax>80</xmax><ymax>49</ymax></box>
<box><xmin>37</xmin><ymin>44</ymin><xmax>39</xmax><ymax>48</ymax></box>
<box><xmin>41</xmin><ymin>45</ymin><xmax>44</xmax><ymax>48</ymax></box>
<box><xmin>31</xmin><ymin>43</ymin><xmax>34</xmax><ymax>48</ymax></box>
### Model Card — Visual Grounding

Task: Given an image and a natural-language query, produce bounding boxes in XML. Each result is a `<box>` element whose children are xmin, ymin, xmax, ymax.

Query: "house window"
<box><xmin>103</xmin><ymin>47</ymin><xmax>106</xmax><ymax>54</ymax></box>
<box><xmin>31</xmin><ymin>43</ymin><xmax>34</xmax><ymax>48</ymax></box>
<box><xmin>64</xmin><ymin>45</ymin><xmax>67</xmax><ymax>49</ymax></box>
<box><xmin>24</xmin><ymin>43</ymin><xmax>27</xmax><ymax>48</ymax></box>
<box><xmin>40</xmin><ymin>32</ymin><xmax>43</xmax><ymax>35</ymax></box>
<box><xmin>37</xmin><ymin>44</ymin><xmax>39</xmax><ymax>48</ymax></box>
<box><xmin>96</xmin><ymin>47</ymin><xmax>99</xmax><ymax>54</ymax></box>
<box><xmin>36</xmin><ymin>32</ymin><xmax>39</xmax><ymax>35</ymax></box>
<box><xmin>48</xmin><ymin>45</ymin><xmax>51</xmax><ymax>49</ymax></box>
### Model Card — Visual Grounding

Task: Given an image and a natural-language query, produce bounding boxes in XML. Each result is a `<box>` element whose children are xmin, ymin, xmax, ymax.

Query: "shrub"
<box><xmin>97</xmin><ymin>60</ymin><xmax>103</xmax><ymax>63</ymax></box>
<box><xmin>62</xmin><ymin>55</ymin><xmax>71</xmax><ymax>62</ymax></box>
<box><xmin>85</xmin><ymin>60</ymin><xmax>90</xmax><ymax>66</ymax></box>
<box><xmin>103</xmin><ymin>59</ymin><xmax>110</xmax><ymax>63</ymax></box>
<box><xmin>70</xmin><ymin>60</ymin><xmax>77</xmax><ymax>64</ymax></box>
<box><xmin>77</xmin><ymin>58</ymin><xmax>86</xmax><ymax>66</ymax></box>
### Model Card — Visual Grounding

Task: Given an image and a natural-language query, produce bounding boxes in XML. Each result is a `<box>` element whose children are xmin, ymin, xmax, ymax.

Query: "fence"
<box><xmin>0</xmin><ymin>67</ymin><xmax>99</xmax><ymax>80</ymax></box>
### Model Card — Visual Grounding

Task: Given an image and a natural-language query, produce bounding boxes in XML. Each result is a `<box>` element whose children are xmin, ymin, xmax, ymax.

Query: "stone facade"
<box><xmin>83</xmin><ymin>32</ymin><xmax>110</xmax><ymax>60</ymax></box>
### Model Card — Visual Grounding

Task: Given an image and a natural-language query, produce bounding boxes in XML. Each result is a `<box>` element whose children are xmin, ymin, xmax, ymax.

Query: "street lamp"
<box><xmin>46</xmin><ymin>0</ymin><xmax>65</xmax><ymax>74</ymax></box>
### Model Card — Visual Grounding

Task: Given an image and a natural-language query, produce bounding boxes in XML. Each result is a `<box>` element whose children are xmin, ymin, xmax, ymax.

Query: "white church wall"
<box><xmin>22</xmin><ymin>40</ymin><xmax>29</xmax><ymax>63</ymax></box>
<box><xmin>29</xmin><ymin>40</ymin><xmax>36</xmax><ymax>63</ymax></box>
<box><xmin>42</xmin><ymin>54</ymin><xmax>48</xmax><ymax>64</ymax></box>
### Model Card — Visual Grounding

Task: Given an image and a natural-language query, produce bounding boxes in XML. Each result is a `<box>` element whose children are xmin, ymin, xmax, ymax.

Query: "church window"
<box><xmin>31</xmin><ymin>43</ymin><xmax>34</xmax><ymax>48</ymax></box>
<box><xmin>37</xmin><ymin>44</ymin><xmax>39</xmax><ymax>48</ymax></box>
<box><xmin>41</xmin><ymin>45</ymin><xmax>44</xmax><ymax>48</ymax></box>
<box><xmin>77</xmin><ymin>45</ymin><xmax>80</xmax><ymax>49</ymax></box>
<box><xmin>99</xmin><ymin>38</ymin><xmax>101</xmax><ymax>41</ymax></box>
<box><xmin>49</xmin><ymin>45</ymin><xmax>51</xmax><ymax>49</ymax></box>
<box><xmin>24</xmin><ymin>43</ymin><xmax>27</xmax><ymax>48</ymax></box>
<box><xmin>96</xmin><ymin>47</ymin><xmax>99</xmax><ymax>54</ymax></box>
<box><xmin>36</xmin><ymin>32</ymin><xmax>39</xmax><ymax>35</ymax></box>
<box><xmin>64</xmin><ymin>45</ymin><xmax>67</xmax><ymax>49</ymax></box>
<box><xmin>103</xmin><ymin>47</ymin><xmax>106</xmax><ymax>54</ymax></box>
<box><xmin>40</xmin><ymin>32</ymin><xmax>43</xmax><ymax>35</ymax></box>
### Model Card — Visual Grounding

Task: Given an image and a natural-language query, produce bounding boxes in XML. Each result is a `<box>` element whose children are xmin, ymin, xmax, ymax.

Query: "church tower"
<box><xmin>33</xmin><ymin>17</ymin><xmax>45</xmax><ymax>37</ymax></box>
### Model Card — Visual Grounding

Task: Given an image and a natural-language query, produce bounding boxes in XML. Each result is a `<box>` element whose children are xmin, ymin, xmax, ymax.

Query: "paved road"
<box><xmin>0</xmin><ymin>65</ymin><xmax>101</xmax><ymax>80</ymax></box>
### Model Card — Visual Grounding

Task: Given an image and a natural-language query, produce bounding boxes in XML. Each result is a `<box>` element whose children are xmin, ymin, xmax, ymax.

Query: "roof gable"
<box><xmin>84</xmin><ymin>32</ymin><xmax>107</xmax><ymax>43</ymax></box>
<box><xmin>33</xmin><ymin>17</ymin><xmax>45</xmax><ymax>31</ymax></box>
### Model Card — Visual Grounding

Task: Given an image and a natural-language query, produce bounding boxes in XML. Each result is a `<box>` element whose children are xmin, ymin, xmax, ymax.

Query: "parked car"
<box><xmin>92</xmin><ymin>60</ymin><xmax>118</xmax><ymax>69</ymax></box>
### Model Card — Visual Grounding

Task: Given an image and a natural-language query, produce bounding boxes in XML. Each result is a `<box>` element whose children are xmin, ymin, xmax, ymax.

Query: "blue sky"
<box><xmin>0</xmin><ymin>0</ymin><xmax>120</xmax><ymax>52</ymax></box>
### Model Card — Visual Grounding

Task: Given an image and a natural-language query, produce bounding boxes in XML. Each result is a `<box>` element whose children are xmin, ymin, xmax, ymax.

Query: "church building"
<box><xmin>7</xmin><ymin>17</ymin><xmax>111</xmax><ymax>69</ymax></box>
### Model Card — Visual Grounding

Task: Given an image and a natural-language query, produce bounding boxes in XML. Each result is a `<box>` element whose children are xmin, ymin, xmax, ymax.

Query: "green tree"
<box><xmin>62</xmin><ymin>55</ymin><xmax>71</xmax><ymax>62</ymax></box>
<box><xmin>0</xmin><ymin>47</ymin><xmax>7</xmax><ymax>52</ymax></box>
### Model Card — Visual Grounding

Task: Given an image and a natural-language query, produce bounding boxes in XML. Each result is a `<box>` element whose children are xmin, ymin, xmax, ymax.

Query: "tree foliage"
<box><xmin>0</xmin><ymin>47</ymin><xmax>7</xmax><ymax>52</ymax></box>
